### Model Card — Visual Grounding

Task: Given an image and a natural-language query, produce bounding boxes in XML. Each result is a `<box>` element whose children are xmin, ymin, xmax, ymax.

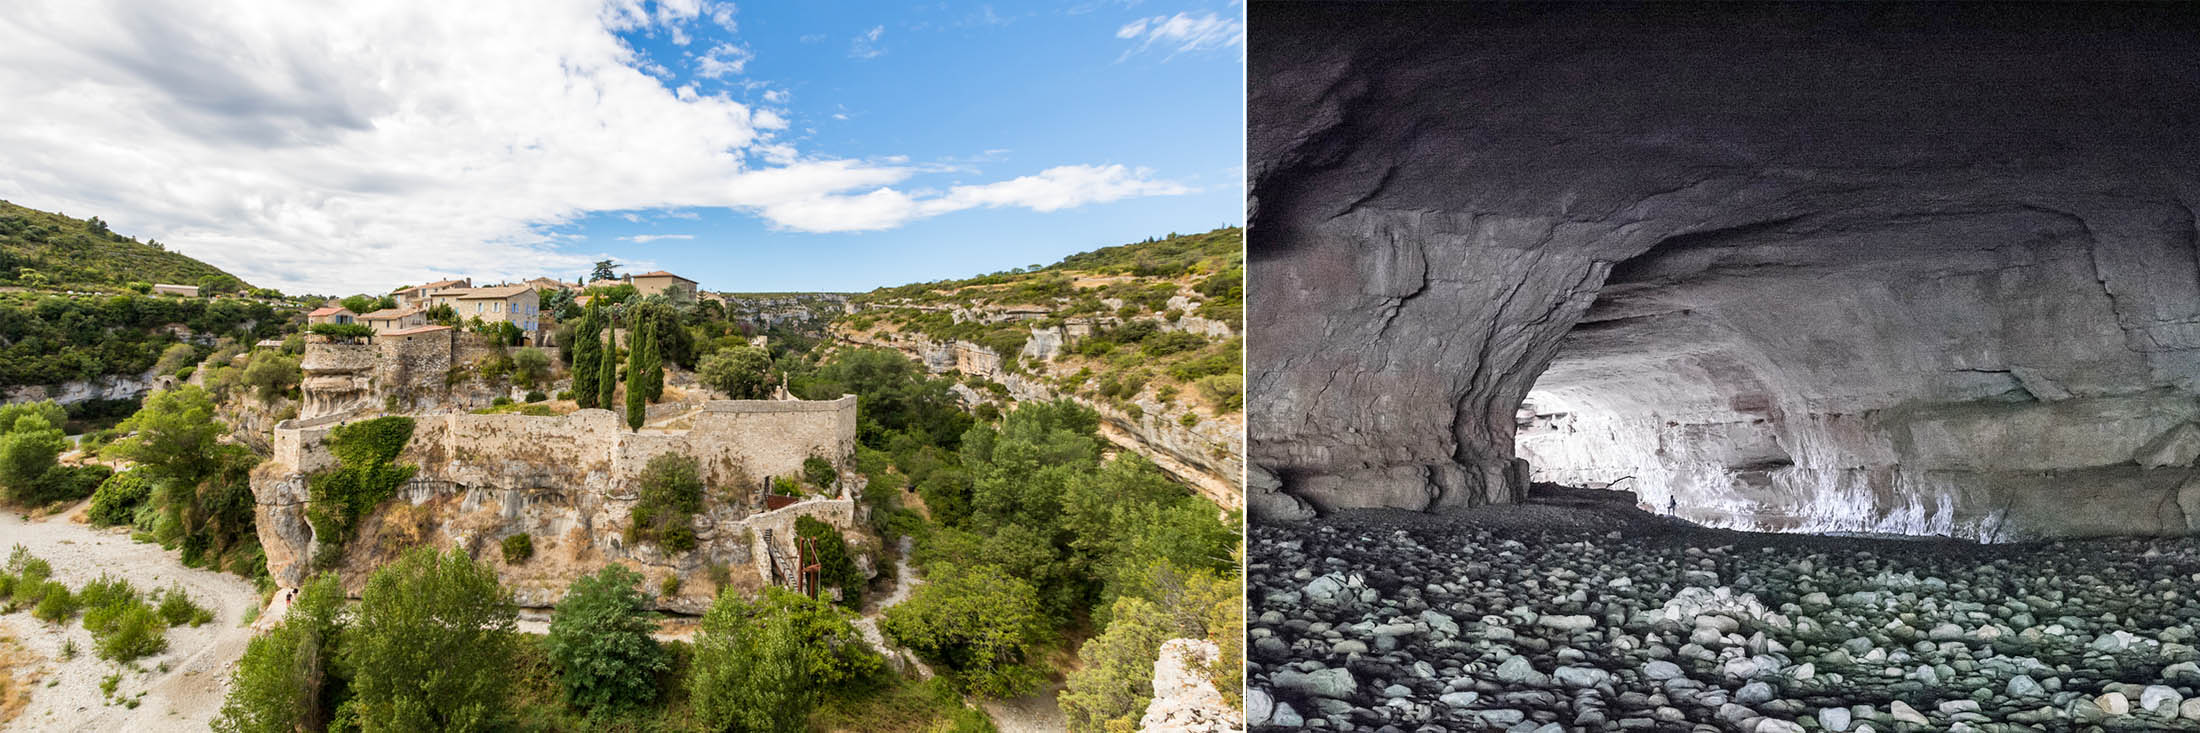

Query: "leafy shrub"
<box><xmin>881</xmin><ymin>563</ymin><xmax>1048</xmax><ymax>698</ymax></box>
<box><xmin>802</xmin><ymin>455</ymin><xmax>836</xmax><ymax>490</ymax></box>
<box><xmin>501</xmin><ymin>533</ymin><xmax>533</xmax><ymax>564</ymax></box>
<box><xmin>87</xmin><ymin>469</ymin><xmax>153</xmax><ymax>526</ymax></box>
<box><xmin>1194</xmin><ymin>374</ymin><xmax>1242</xmax><ymax>412</ymax></box>
<box><xmin>32</xmin><ymin>582</ymin><xmax>78</xmax><ymax>622</ymax></box>
<box><xmin>688</xmin><ymin>588</ymin><xmax>880</xmax><ymax>732</ymax></box>
<box><xmin>95</xmin><ymin>603</ymin><xmax>168</xmax><ymax>661</ymax></box>
<box><xmin>490</xmin><ymin>396</ymin><xmax>512</xmax><ymax>407</ymax></box>
<box><xmin>626</xmin><ymin>453</ymin><xmax>703</xmax><ymax>553</ymax></box>
<box><xmin>523</xmin><ymin>391</ymin><xmax>547</xmax><ymax>403</ymax></box>
<box><xmin>308</xmin><ymin>323</ymin><xmax>374</xmax><ymax>340</ymax></box>
<box><xmin>156</xmin><ymin>584</ymin><xmax>213</xmax><ymax>627</ymax></box>
<box><xmin>658</xmin><ymin>575</ymin><xmax>681</xmax><ymax>598</ymax></box>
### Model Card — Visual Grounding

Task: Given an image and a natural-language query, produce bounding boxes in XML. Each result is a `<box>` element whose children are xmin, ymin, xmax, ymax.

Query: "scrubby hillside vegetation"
<box><xmin>0</xmin><ymin>201</ymin><xmax>250</xmax><ymax>293</ymax></box>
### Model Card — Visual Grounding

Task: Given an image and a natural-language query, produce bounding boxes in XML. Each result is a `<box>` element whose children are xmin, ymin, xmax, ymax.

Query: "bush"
<box><xmin>511</xmin><ymin>347</ymin><xmax>551</xmax><ymax>388</ymax></box>
<box><xmin>96</xmin><ymin>603</ymin><xmax>168</xmax><ymax>661</ymax></box>
<box><xmin>523</xmin><ymin>391</ymin><xmax>547</xmax><ymax>403</ymax></box>
<box><xmin>32</xmin><ymin>582</ymin><xmax>78</xmax><ymax>622</ymax></box>
<box><xmin>699</xmin><ymin>345</ymin><xmax>773</xmax><ymax>399</ymax></box>
<box><xmin>546</xmin><ymin>565</ymin><xmax>667</xmax><ymax>710</ymax></box>
<box><xmin>658</xmin><ymin>575</ymin><xmax>681</xmax><ymax>598</ymax></box>
<box><xmin>156</xmin><ymin>584</ymin><xmax>214</xmax><ymax>627</ymax></box>
<box><xmin>87</xmin><ymin>469</ymin><xmax>153</xmax><ymax>526</ymax></box>
<box><xmin>501</xmin><ymin>533</ymin><xmax>533</xmax><ymax>564</ymax></box>
<box><xmin>803</xmin><ymin>455</ymin><xmax>836</xmax><ymax>490</ymax></box>
<box><xmin>491</xmin><ymin>396</ymin><xmax>512</xmax><ymax>407</ymax></box>
<box><xmin>308</xmin><ymin>323</ymin><xmax>374</xmax><ymax>340</ymax></box>
<box><xmin>1194</xmin><ymin>374</ymin><xmax>1241</xmax><ymax>412</ymax></box>
<box><xmin>627</xmin><ymin>453</ymin><xmax>703</xmax><ymax>553</ymax></box>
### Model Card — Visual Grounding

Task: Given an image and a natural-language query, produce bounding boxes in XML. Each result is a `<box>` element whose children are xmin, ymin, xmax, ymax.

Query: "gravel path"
<box><xmin>0</xmin><ymin>506</ymin><xmax>264</xmax><ymax>732</ymax></box>
<box><xmin>1251</xmin><ymin>504</ymin><xmax>2200</xmax><ymax>731</ymax></box>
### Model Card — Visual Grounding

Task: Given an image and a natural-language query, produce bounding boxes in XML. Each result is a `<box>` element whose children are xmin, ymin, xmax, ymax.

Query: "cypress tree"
<box><xmin>639</xmin><ymin>316</ymin><xmax>664</xmax><ymax>402</ymax></box>
<box><xmin>598</xmin><ymin>324</ymin><xmax>618</xmax><ymax>419</ymax></box>
<box><xmin>571</xmin><ymin>305</ymin><xmax>601</xmax><ymax>408</ymax></box>
<box><xmin>624</xmin><ymin>317</ymin><xmax>649</xmax><ymax>431</ymax></box>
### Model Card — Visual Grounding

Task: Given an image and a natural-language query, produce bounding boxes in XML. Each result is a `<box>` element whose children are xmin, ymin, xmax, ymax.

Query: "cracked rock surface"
<box><xmin>1245</xmin><ymin>3</ymin><xmax>2200</xmax><ymax>538</ymax></box>
<box><xmin>1249</xmin><ymin>506</ymin><xmax>2200</xmax><ymax>731</ymax></box>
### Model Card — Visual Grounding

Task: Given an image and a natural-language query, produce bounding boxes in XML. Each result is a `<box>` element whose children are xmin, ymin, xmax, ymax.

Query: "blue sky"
<box><xmin>562</xmin><ymin>3</ymin><xmax>1243</xmax><ymax>292</ymax></box>
<box><xmin>0</xmin><ymin>0</ymin><xmax>1242</xmax><ymax>295</ymax></box>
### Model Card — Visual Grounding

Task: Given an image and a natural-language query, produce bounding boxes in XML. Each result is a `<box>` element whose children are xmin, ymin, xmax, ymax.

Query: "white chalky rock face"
<box><xmin>1248</xmin><ymin>3</ymin><xmax>2200</xmax><ymax>541</ymax></box>
<box><xmin>1137</xmin><ymin>639</ymin><xmax>1241</xmax><ymax>733</ymax></box>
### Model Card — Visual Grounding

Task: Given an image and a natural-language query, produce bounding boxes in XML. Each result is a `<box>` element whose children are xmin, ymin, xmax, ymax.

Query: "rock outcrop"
<box><xmin>1248</xmin><ymin>3</ymin><xmax>2200</xmax><ymax>538</ymax></box>
<box><xmin>1139</xmin><ymin>638</ymin><xmax>1240</xmax><ymax>732</ymax></box>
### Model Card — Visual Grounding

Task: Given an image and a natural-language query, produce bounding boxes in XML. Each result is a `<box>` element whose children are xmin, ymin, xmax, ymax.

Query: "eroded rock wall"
<box><xmin>251</xmin><ymin>397</ymin><xmax>861</xmax><ymax>607</ymax></box>
<box><xmin>1248</xmin><ymin>3</ymin><xmax>2200</xmax><ymax>537</ymax></box>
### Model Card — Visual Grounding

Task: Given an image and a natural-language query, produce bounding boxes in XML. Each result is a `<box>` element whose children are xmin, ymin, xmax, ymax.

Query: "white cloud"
<box><xmin>622</xmin><ymin>233</ymin><xmax>694</xmax><ymax>243</ymax></box>
<box><xmin>850</xmin><ymin>25</ymin><xmax>885</xmax><ymax>60</ymax></box>
<box><xmin>0</xmin><ymin>0</ymin><xmax>1190</xmax><ymax>294</ymax></box>
<box><xmin>695</xmin><ymin>42</ymin><xmax>752</xmax><ymax>79</ymax></box>
<box><xmin>1115</xmin><ymin>11</ymin><xmax>1241</xmax><ymax>60</ymax></box>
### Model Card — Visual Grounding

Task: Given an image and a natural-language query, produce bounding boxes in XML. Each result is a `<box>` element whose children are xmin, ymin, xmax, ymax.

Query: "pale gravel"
<box><xmin>0</xmin><ymin>504</ymin><xmax>266</xmax><ymax>733</ymax></box>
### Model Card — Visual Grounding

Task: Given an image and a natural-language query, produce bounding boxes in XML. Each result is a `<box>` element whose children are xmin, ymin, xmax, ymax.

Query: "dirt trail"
<box><xmin>0</xmin><ymin>506</ymin><xmax>264</xmax><ymax>732</ymax></box>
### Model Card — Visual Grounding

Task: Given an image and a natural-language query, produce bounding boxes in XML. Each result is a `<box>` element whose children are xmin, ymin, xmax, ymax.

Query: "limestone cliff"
<box><xmin>1249</xmin><ymin>3</ymin><xmax>2200</xmax><ymax>538</ymax></box>
<box><xmin>252</xmin><ymin>397</ymin><xmax>864</xmax><ymax>610</ymax></box>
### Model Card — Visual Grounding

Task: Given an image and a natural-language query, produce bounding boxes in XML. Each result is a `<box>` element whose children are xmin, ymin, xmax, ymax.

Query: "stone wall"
<box><xmin>253</xmin><ymin>395</ymin><xmax>862</xmax><ymax>605</ymax></box>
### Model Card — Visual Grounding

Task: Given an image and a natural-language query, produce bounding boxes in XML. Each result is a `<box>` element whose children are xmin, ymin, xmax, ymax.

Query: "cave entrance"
<box><xmin>1504</xmin><ymin>209</ymin><xmax>2152</xmax><ymax>540</ymax></box>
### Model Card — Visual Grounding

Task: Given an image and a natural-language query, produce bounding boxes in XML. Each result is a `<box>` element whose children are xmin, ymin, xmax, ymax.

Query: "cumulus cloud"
<box><xmin>622</xmin><ymin>233</ymin><xmax>694</xmax><ymax>243</ymax></box>
<box><xmin>0</xmin><ymin>0</ymin><xmax>1189</xmax><ymax>293</ymax></box>
<box><xmin>1116</xmin><ymin>11</ymin><xmax>1242</xmax><ymax>60</ymax></box>
<box><xmin>695</xmin><ymin>42</ymin><xmax>753</xmax><ymax>78</ymax></box>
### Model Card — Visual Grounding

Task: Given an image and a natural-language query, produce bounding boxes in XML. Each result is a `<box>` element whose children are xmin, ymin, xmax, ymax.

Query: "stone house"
<box><xmin>391</xmin><ymin>278</ymin><xmax>471</xmax><ymax>307</ymax></box>
<box><xmin>527</xmin><ymin>276</ymin><xmax>579</xmax><ymax>292</ymax></box>
<box><xmin>307</xmin><ymin>305</ymin><xmax>355</xmax><ymax>325</ymax></box>
<box><xmin>452</xmin><ymin>284</ymin><xmax>541</xmax><ymax>334</ymax></box>
<box><xmin>358</xmin><ymin>306</ymin><xmax>428</xmax><ymax>334</ymax></box>
<box><xmin>631</xmin><ymin>271</ymin><xmax>699</xmax><ymax>302</ymax></box>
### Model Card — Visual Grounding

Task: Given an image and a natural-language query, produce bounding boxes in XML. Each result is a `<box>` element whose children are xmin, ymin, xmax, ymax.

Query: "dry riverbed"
<box><xmin>0</xmin><ymin>505</ymin><xmax>263</xmax><ymax>732</ymax></box>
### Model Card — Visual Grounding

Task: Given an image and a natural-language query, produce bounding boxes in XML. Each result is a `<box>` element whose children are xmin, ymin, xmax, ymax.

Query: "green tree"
<box><xmin>86</xmin><ymin>469</ymin><xmax>152</xmax><ymax>526</ymax></box>
<box><xmin>0</xmin><ymin>414</ymin><xmax>66</xmax><ymax>504</ymax></box>
<box><xmin>510</xmin><ymin>347</ymin><xmax>551</xmax><ymax>389</ymax></box>
<box><xmin>689</xmin><ymin>588</ymin><xmax>880</xmax><ymax>732</ymax></box>
<box><xmin>624</xmin><ymin>317</ymin><xmax>651</xmax><ymax>430</ymax></box>
<box><xmin>700</xmin><ymin>344</ymin><xmax>773</xmax><ymax>399</ymax></box>
<box><xmin>213</xmin><ymin>574</ymin><xmax>346</xmax><ymax>733</ymax></box>
<box><xmin>240</xmin><ymin>350</ymin><xmax>301</xmax><ymax>402</ymax></box>
<box><xmin>882</xmin><ymin>563</ymin><xmax>1048</xmax><ymax>698</ymax></box>
<box><xmin>341</xmin><ymin>547</ymin><xmax>517</xmax><ymax>733</ymax></box>
<box><xmin>570</xmin><ymin>305</ymin><xmax>602</xmax><ymax>408</ymax></box>
<box><xmin>597</xmin><ymin>327</ymin><xmax>618</xmax><ymax>422</ymax></box>
<box><xmin>590</xmin><ymin>260</ymin><xmax>617</xmax><ymax>283</ymax></box>
<box><xmin>105</xmin><ymin>386</ymin><xmax>224</xmax><ymax>486</ymax></box>
<box><xmin>545</xmin><ymin>564</ymin><xmax>668</xmax><ymax>710</ymax></box>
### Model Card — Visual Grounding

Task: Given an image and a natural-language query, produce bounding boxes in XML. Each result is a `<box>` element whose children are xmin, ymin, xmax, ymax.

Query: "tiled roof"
<box><xmin>455</xmin><ymin>284</ymin><xmax>533</xmax><ymax>299</ymax></box>
<box><xmin>359</xmin><ymin>306</ymin><xmax>423</xmax><ymax>320</ymax></box>
<box><xmin>631</xmin><ymin>270</ymin><xmax>694</xmax><ymax>282</ymax></box>
<box><xmin>392</xmin><ymin>278</ymin><xmax>469</xmax><ymax>294</ymax></box>
<box><xmin>307</xmin><ymin>306</ymin><xmax>350</xmax><ymax>317</ymax></box>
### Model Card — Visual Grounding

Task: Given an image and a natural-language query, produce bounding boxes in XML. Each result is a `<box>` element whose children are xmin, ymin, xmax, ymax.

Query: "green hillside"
<box><xmin>0</xmin><ymin>200</ymin><xmax>249</xmax><ymax>292</ymax></box>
